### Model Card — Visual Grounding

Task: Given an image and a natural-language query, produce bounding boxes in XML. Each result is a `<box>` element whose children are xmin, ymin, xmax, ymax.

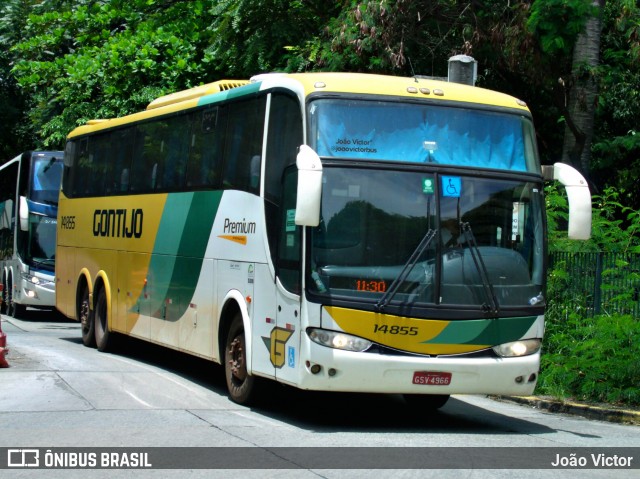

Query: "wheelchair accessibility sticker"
<box><xmin>441</xmin><ymin>176</ymin><xmax>461</xmax><ymax>198</ymax></box>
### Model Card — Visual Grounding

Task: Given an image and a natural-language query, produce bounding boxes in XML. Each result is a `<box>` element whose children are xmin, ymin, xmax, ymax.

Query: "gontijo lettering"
<box><xmin>93</xmin><ymin>209</ymin><xmax>143</xmax><ymax>238</ymax></box>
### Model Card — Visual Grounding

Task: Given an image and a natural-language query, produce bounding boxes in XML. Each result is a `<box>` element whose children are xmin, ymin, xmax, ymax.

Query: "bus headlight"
<box><xmin>308</xmin><ymin>328</ymin><xmax>372</xmax><ymax>352</ymax></box>
<box><xmin>492</xmin><ymin>339</ymin><xmax>541</xmax><ymax>357</ymax></box>
<box><xmin>21</xmin><ymin>273</ymin><xmax>40</xmax><ymax>285</ymax></box>
<box><xmin>21</xmin><ymin>273</ymin><xmax>53</xmax><ymax>286</ymax></box>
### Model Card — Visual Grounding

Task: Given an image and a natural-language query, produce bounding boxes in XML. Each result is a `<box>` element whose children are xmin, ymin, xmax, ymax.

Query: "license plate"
<box><xmin>412</xmin><ymin>371</ymin><xmax>452</xmax><ymax>386</ymax></box>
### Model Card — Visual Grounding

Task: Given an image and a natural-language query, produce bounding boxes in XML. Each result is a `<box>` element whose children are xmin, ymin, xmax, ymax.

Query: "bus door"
<box><xmin>273</xmin><ymin>285</ymin><xmax>301</xmax><ymax>384</ymax></box>
<box><xmin>272</xmin><ymin>167</ymin><xmax>303</xmax><ymax>384</ymax></box>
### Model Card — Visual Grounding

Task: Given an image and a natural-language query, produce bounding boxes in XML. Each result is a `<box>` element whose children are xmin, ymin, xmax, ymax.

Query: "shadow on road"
<box><xmin>9</xmin><ymin>307</ymin><xmax>74</xmax><ymax>323</ymax></box>
<box><xmin>56</xmin><ymin>330</ymin><xmax>558</xmax><ymax>436</ymax></box>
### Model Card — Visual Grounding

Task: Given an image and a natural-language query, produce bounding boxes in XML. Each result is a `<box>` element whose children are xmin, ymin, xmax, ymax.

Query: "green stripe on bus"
<box><xmin>421</xmin><ymin>316</ymin><xmax>538</xmax><ymax>345</ymax></box>
<box><xmin>197</xmin><ymin>82</ymin><xmax>262</xmax><ymax>107</ymax></box>
<box><xmin>139</xmin><ymin>191</ymin><xmax>222</xmax><ymax>320</ymax></box>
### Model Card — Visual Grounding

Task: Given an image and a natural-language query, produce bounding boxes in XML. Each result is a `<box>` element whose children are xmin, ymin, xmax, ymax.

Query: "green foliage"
<box><xmin>545</xmin><ymin>184</ymin><xmax>640</xmax><ymax>253</ymax></box>
<box><xmin>540</xmin><ymin>184</ymin><xmax>640</xmax><ymax>406</ymax></box>
<box><xmin>0</xmin><ymin>0</ymin><xmax>37</xmax><ymax>155</ymax></box>
<box><xmin>206</xmin><ymin>0</ymin><xmax>337</xmax><ymax>76</ymax></box>
<box><xmin>311</xmin><ymin>0</ymin><xmax>470</xmax><ymax>75</ymax></box>
<box><xmin>539</xmin><ymin>312</ymin><xmax>640</xmax><ymax>405</ymax></box>
<box><xmin>591</xmin><ymin>2</ymin><xmax>640</xmax><ymax>208</ymax></box>
<box><xmin>9</xmin><ymin>0</ymin><xmax>218</xmax><ymax>148</ymax></box>
<box><xmin>527</xmin><ymin>0</ymin><xmax>598</xmax><ymax>55</ymax></box>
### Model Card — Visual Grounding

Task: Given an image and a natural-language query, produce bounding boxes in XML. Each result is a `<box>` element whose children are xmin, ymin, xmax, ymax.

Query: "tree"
<box><xmin>0</xmin><ymin>0</ymin><xmax>38</xmax><ymax>158</ymax></box>
<box><xmin>310</xmin><ymin>0</ymin><xmax>471</xmax><ymax>75</ymax></box>
<box><xmin>206</xmin><ymin>0</ymin><xmax>338</xmax><ymax>76</ymax></box>
<box><xmin>8</xmin><ymin>0</ymin><xmax>339</xmax><ymax>148</ymax></box>
<box><xmin>10</xmin><ymin>0</ymin><xmax>219</xmax><ymax>148</ymax></box>
<box><xmin>560</xmin><ymin>0</ymin><xmax>605</xmax><ymax>174</ymax></box>
<box><xmin>591</xmin><ymin>1</ymin><xmax>640</xmax><ymax>208</ymax></box>
<box><xmin>5</xmin><ymin>0</ymin><xmax>640</xmax><ymax>211</ymax></box>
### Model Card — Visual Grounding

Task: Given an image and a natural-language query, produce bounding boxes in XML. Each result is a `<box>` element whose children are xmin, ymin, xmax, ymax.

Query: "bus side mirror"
<box><xmin>542</xmin><ymin>163</ymin><xmax>592</xmax><ymax>240</ymax></box>
<box><xmin>19</xmin><ymin>196</ymin><xmax>29</xmax><ymax>232</ymax></box>
<box><xmin>295</xmin><ymin>145</ymin><xmax>323</xmax><ymax>227</ymax></box>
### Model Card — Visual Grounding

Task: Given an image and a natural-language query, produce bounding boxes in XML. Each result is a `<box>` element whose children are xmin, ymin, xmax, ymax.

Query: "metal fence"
<box><xmin>548</xmin><ymin>251</ymin><xmax>640</xmax><ymax>318</ymax></box>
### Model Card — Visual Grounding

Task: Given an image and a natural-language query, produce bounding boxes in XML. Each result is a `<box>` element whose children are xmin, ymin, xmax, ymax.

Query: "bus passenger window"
<box><xmin>131</xmin><ymin>121</ymin><xmax>166</xmax><ymax>192</ymax></box>
<box><xmin>223</xmin><ymin>97</ymin><xmax>266</xmax><ymax>194</ymax></box>
<box><xmin>187</xmin><ymin>106</ymin><xmax>225</xmax><ymax>189</ymax></box>
<box><xmin>160</xmin><ymin>116</ymin><xmax>191</xmax><ymax>191</ymax></box>
<box><xmin>72</xmin><ymin>138</ymin><xmax>90</xmax><ymax>197</ymax></box>
<box><xmin>110</xmin><ymin>128</ymin><xmax>134</xmax><ymax>194</ymax></box>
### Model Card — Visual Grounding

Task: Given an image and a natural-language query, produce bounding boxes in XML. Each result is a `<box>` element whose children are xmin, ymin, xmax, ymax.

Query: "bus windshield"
<box><xmin>18</xmin><ymin>153</ymin><xmax>62</xmax><ymax>271</ymax></box>
<box><xmin>309</xmin><ymin>98</ymin><xmax>540</xmax><ymax>173</ymax></box>
<box><xmin>308</xmin><ymin>167</ymin><xmax>545</xmax><ymax>310</ymax></box>
<box><xmin>30</xmin><ymin>153</ymin><xmax>63</xmax><ymax>204</ymax></box>
<box><xmin>21</xmin><ymin>214</ymin><xmax>57</xmax><ymax>270</ymax></box>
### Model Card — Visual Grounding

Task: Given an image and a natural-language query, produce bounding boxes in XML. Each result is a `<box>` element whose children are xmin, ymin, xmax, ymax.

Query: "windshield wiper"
<box><xmin>460</xmin><ymin>222</ymin><xmax>499</xmax><ymax>316</ymax></box>
<box><xmin>30</xmin><ymin>258</ymin><xmax>55</xmax><ymax>270</ymax></box>
<box><xmin>43</xmin><ymin>156</ymin><xmax>58</xmax><ymax>173</ymax></box>
<box><xmin>375</xmin><ymin>228</ymin><xmax>436</xmax><ymax>312</ymax></box>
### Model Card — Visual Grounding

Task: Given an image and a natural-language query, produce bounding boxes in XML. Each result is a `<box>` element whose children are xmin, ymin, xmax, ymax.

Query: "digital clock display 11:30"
<box><xmin>355</xmin><ymin>279</ymin><xmax>387</xmax><ymax>293</ymax></box>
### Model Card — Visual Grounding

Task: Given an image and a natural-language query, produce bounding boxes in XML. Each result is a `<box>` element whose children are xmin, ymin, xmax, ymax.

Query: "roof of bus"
<box><xmin>66</xmin><ymin>72</ymin><xmax>530</xmax><ymax>139</ymax></box>
<box><xmin>272</xmin><ymin>72</ymin><xmax>530</xmax><ymax>111</ymax></box>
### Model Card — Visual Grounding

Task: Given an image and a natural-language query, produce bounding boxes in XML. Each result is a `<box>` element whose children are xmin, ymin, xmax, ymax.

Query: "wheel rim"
<box><xmin>80</xmin><ymin>295</ymin><xmax>90</xmax><ymax>334</ymax></box>
<box><xmin>228</xmin><ymin>335</ymin><xmax>247</xmax><ymax>383</ymax></box>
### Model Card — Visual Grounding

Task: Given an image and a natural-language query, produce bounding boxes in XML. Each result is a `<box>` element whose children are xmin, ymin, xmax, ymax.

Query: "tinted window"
<box><xmin>187</xmin><ymin>106</ymin><xmax>226</xmax><ymax>189</ymax></box>
<box><xmin>223</xmin><ymin>97</ymin><xmax>266</xmax><ymax>193</ymax></box>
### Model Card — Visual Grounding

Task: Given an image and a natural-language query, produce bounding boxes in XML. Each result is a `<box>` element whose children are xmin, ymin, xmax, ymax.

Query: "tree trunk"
<box><xmin>561</xmin><ymin>0</ymin><xmax>604</xmax><ymax>175</ymax></box>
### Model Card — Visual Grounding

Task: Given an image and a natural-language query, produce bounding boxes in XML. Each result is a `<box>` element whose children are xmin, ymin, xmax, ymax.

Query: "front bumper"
<box><xmin>298</xmin><ymin>338</ymin><xmax>539</xmax><ymax>396</ymax></box>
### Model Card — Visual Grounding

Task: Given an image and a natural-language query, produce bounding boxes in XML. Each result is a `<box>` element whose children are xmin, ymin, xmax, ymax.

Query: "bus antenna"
<box><xmin>408</xmin><ymin>58</ymin><xmax>418</xmax><ymax>82</ymax></box>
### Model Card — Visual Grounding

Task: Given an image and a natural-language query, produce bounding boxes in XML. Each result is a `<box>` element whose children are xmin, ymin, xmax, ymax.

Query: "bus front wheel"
<box><xmin>224</xmin><ymin>314</ymin><xmax>260</xmax><ymax>405</ymax></box>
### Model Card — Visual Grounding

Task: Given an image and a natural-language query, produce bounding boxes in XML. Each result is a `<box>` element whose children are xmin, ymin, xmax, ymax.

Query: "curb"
<box><xmin>496</xmin><ymin>395</ymin><xmax>640</xmax><ymax>426</ymax></box>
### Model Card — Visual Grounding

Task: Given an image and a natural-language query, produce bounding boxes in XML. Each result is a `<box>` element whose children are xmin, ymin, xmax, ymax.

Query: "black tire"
<box><xmin>224</xmin><ymin>313</ymin><xmax>261</xmax><ymax>405</ymax></box>
<box><xmin>79</xmin><ymin>285</ymin><xmax>95</xmax><ymax>347</ymax></box>
<box><xmin>403</xmin><ymin>394</ymin><xmax>450</xmax><ymax>410</ymax></box>
<box><xmin>94</xmin><ymin>288</ymin><xmax>112</xmax><ymax>352</ymax></box>
<box><xmin>11</xmin><ymin>302</ymin><xmax>26</xmax><ymax>319</ymax></box>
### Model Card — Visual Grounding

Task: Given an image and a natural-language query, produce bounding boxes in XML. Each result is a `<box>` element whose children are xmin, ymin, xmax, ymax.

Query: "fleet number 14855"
<box><xmin>373</xmin><ymin>324</ymin><xmax>418</xmax><ymax>336</ymax></box>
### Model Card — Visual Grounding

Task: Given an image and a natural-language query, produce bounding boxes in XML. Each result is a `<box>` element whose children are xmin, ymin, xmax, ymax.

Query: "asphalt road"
<box><xmin>1</xmin><ymin>309</ymin><xmax>639</xmax><ymax>478</ymax></box>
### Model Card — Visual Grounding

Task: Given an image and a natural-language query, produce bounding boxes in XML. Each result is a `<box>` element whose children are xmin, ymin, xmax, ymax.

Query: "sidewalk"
<box><xmin>496</xmin><ymin>395</ymin><xmax>640</xmax><ymax>426</ymax></box>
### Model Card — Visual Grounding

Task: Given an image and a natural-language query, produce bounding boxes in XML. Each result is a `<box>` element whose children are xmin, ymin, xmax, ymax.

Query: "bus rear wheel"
<box><xmin>79</xmin><ymin>286</ymin><xmax>95</xmax><ymax>347</ymax></box>
<box><xmin>224</xmin><ymin>314</ymin><xmax>260</xmax><ymax>405</ymax></box>
<box><xmin>403</xmin><ymin>394</ymin><xmax>450</xmax><ymax>410</ymax></box>
<box><xmin>94</xmin><ymin>288</ymin><xmax>112</xmax><ymax>352</ymax></box>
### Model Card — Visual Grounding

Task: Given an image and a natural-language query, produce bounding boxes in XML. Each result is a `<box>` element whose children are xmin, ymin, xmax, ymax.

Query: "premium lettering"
<box><xmin>93</xmin><ymin>209</ymin><xmax>143</xmax><ymax>238</ymax></box>
<box><xmin>223</xmin><ymin>218</ymin><xmax>256</xmax><ymax>235</ymax></box>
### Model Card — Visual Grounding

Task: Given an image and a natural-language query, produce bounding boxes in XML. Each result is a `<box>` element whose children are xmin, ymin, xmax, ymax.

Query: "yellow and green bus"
<box><xmin>56</xmin><ymin>73</ymin><xmax>591</xmax><ymax>407</ymax></box>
